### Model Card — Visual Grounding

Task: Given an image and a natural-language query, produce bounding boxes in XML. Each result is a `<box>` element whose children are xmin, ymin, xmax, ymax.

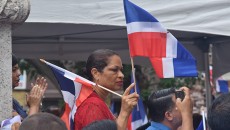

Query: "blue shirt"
<box><xmin>146</xmin><ymin>121</ymin><xmax>170</xmax><ymax>130</ymax></box>
<box><xmin>13</xmin><ymin>98</ymin><xmax>28</xmax><ymax>119</ymax></box>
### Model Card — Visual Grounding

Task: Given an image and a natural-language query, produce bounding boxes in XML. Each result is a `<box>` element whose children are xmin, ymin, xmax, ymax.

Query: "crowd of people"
<box><xmin>2</xmin><ymin>49</ymin><xmax>230</xmax><ymax>130</ymax></box>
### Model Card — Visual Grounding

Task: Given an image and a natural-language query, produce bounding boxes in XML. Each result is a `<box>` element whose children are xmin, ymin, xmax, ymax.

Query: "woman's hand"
<box><xmin>31</xmin><ymin>77</ymin><xmax>48</xmax><ymax>96</ymax></box>
<box><xmin>27</xmin><ymin>77</ymin><xmax>48</xmax><ymax>115</ymax></box>
<box><xmin>116</xmin><ymin>83</ymin><xmax>139</xmax><ymax>130</ymax></box>
<box><xmin>120</xmin><ymin>83</ymin><xmax>139</xmax><ymax>116</ymax></box>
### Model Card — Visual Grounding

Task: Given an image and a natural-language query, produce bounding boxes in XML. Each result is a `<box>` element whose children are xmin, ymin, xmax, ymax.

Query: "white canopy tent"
<box><xmin>21</xmin><ymin>0</ymin><xmax>230</xmax><ymax>35</ymax></box>
<box><xmin>13</xmin><ymin>0</ymin><xmax>230</xmax><ymax>70</ymax></box>
<box><xmin>12</xmin><ymin>0</ymin><xmax>230</xmax><ymax>105</ymax></box>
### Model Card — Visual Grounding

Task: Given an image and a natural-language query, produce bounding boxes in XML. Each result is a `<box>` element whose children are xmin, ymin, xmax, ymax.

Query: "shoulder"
<box><xmin>74</xmin><ymin>92</ymin><xmax>115</xmax><ymax>129</ymax></box>
<box><xmin>147</xmin><ymin>122</ymin><xmax>170</xmax><ymax>130</ymax></box>
<box><xmin>75</xmin><ymin>92</ymin><xmax>110</xmax><ymax>116</ymax></box>
<box><xmin>80</xmin><ymin>92</ymin><xmax>106</xmax><ymax>108</ymax></box>
<box><xmin>146</xmin><ymin>125</ymin><xmax>155</xmax><ymax>130</ymax></box>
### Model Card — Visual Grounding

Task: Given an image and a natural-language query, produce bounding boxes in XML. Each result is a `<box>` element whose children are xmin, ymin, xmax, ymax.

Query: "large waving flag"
<box><xmin>123</xmin><ymin>0</ymin><xmax>198</xmax><ymax>78</ymax></box>
<box><xmin>42</xmin><ymin>60</ymin><xmax>94</xmax><ymax>130</ymax></box>
<box><xmin>127</xmin><ymin>74</ymin><xmax>148</xmax><ymax>130</ymax></box>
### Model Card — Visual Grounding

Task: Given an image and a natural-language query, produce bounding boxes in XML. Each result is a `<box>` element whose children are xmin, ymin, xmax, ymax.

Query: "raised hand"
<box><xmin>27</xmin><ymin>77</ymin><xmax>48</xmax><ymax>115</ymax></box>
<box><xmin>31</xmin><ymin>77</ymin><xmax>48</xmax><ymax>96</ymax></box>
<box><xmin>176</xmin><ymin>86</ymin><xmax>193</xmax><ymax>130</ymax></box>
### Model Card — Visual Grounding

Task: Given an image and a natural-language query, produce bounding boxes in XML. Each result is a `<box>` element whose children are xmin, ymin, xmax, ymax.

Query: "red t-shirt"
<box><xmin>74</xmin><ymin>92</ymin><xmax>115</xmax><ymax>130</ymax></box>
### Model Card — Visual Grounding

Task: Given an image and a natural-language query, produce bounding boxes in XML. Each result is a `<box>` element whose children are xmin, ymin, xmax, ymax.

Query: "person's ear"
<box><xmin>91</xmin><ymin>68</ymin><xmax>99</xmax><ymax>80</ymax></box>
<box><xmin>165</xmin><ymin>111</ymin><xmax>173</xmax><ymax>121</ymax></box>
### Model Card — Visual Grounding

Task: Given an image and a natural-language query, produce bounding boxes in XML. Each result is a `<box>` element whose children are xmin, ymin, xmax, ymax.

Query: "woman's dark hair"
<box><xmin>12</xmin><ymin>54</ymin><xmax>18</xmax><ymax>67</ymax></box>
<box><xmin>82</xmin><ymin>119</ymin><xmax>117</xmax><ymax>130</ymax></box>
<box><xmin>86</xmin><ymin>49</ymin><xmax>119</xmax><ymax>81</ymax></box>
<box><xmin>147</xmin><ymin>88</ymin><xmax>176</xmax><ymax>122</ymax></box>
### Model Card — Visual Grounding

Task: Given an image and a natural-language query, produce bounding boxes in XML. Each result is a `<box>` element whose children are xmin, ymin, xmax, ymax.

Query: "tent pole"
<box><xmin>204</xmin><ymin>50</ymin><xmax>212</xmax><ymax>109</ymax></box>
<box><xmin>196</xmin><ymin>37</ymin><xmax>212</xmax><ymax>110</ymax></box>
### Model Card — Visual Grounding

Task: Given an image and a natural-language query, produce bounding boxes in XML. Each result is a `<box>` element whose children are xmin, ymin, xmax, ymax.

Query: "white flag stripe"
<box><xmin>162</xmin><ymin>58</ymin><xmax>174</xmax><ymax>78</ymax></box>
<box><xmin>216</xmin><ymin>80</ymin><xmax>220</xmax><ymax>92</ymax></box>
<box><xmin>131</xmin><ymin>119</ymin><xmax>143</xmax><ymax>130</ymax></box>
<box><xmin>166</xmin><ymin>33</ymin><xmax>178</xmax><ymax>58</ymax></box>
<box><xmin>64</xmin><ymin>70</ymin><xmax>78</xmax><ymax>81</ymax></box>
<box><xmin>127</xmin><ymin>22</ymin><xmax>167</xmax><ymax>34</ymax></box>
<box><xmin>43</xmin><ymin>60</ymin><xmax>66</xmax><ymax>73</ymax></box>
<box><xmin>44</xmin><ymin>60</ymin><xmax>95</xmax><ymax>86</ymax></box>
<box><xmin>75</xmin><ymin>74</ymin><xmax>96</xmax><ymax>86</ymax></box>
<box><xmin>202</xmin><ymin>110</ymin><xmax>206</xmax><ymax>130</ymax></box>
<box><xmin>61</xmin><ymin>91</ymin><xmax>75</xmax><ymax>109</ymax></box>
<box><xmin>74</xmin><ymin>82</ymin><xmax>82</xmax><ymax>101</ymax></box>
<box><xmin>71</xmin><ymin>105</ymin><xmax>77</xmax><ymax>121</ymax></box>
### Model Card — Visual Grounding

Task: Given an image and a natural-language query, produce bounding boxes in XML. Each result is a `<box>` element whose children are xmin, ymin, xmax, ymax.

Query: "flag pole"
<box><xmin>40</xmin><ymin>59</ymin><xmax>122</xmax><ymax>97</ymax></box>
<box><xmin>130</xmin><ymin>57</ymin><xmax>139</xmax><ymax>111</ymax></box>
<box><xmin>201</xmin><ymin>107</ymin><xmax>206</xmax><ymax>130</ymax></box>
<box><xmin>130</xmin><ymin>57</ymin><xmax>137</xmax><ymax>92</ymax></box>
<box><xmin>97</xmin><ymin>84</ymin><xmax>122</xmax><ymax>97</ymax></box>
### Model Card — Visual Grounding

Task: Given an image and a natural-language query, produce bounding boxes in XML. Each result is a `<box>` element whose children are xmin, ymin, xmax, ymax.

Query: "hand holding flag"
<box><xmin>127</xmin><ymin>74</ymin><xmax>148</xmax><ymax>130</ymax></box>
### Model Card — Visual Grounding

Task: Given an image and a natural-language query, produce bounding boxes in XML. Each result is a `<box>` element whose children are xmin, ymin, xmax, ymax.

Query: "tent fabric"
<box><xmin>27</xmin><ymin>0</ymin><xmax>230</xmax><ymax>36</ymax></box>
<box><xmin>12</xmin><ymin>0</ymin><xmax>230</xmax><ymax>79</ymax></box>
<box><xmin>213</xmin><ymin>42</ymin><xmax>230</xmax><ymax>80</ymax></box>
<box><xmin>11</xmin><ymin>0</ymin><xmax>230</xmax><ymax>100</ymax></box>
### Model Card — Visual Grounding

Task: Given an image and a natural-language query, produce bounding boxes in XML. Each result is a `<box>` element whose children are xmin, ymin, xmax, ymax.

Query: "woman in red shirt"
<box><xmin>74</xmin><ymin>49</ymin><xmax>139</xmax><ymax>130</ymax></box>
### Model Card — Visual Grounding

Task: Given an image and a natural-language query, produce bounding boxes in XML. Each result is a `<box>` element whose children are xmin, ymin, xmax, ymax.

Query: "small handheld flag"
<box><xmin>127</xmin><ymin>74</ymin><xmax>148</xmax><ymax>130</ymax></box>
<box><xmin>41</xmin><ymin>59</ymin><xmax>94</xmax><ymax>130</ymax></box>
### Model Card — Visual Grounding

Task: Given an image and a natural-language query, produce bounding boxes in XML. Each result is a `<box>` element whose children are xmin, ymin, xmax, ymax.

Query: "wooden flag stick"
<box><xmin>201</xmin><ymin>107</ymin><xmax>206</xmax><ymax>130</ymax></box>
<box><xmin>40</xmin><ymin>59</ymin><xmax>122</xmax><ymax>97</ymax></box>
<box><xmin>130</xmin><ymin>57</ymin><xmax>139</xmax><ymax>111</ymax></box>
<box><xmin>130</xmin><ymin>57</ymin><xmax>137</xmax><ymax>92</ymax></box>
<box><xmin>97</xmin><ymin>84</ymin><xmax>122</xmax><ymax>97</ymax></box>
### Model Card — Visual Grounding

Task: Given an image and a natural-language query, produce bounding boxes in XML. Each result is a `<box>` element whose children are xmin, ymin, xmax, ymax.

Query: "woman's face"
<box><xmin>97</xmin><ymin>55</ymin><xmax>124</xmax><ymax>91</ymax></box>
<box><xmin>12</xmin><ymin>64</ymin><xmax>21</xmax><ymax>88</ymax></box>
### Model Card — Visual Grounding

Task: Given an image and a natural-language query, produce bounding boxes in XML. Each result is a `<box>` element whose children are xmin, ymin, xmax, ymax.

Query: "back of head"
<box><xmin>86</xmin><ymin>49</ymin><xmax>118</xmax><ymax>80</ymax></box>
<box><xmin>208</xmin><ymin>93</ymin><xmax>230</xmax><ymax>130</ymax></box>
<box><xmin>45</xmin><ymin>105</ymin><xmax>62</xmax><ymax>117</ymax></box>
<box><xmin>12</xmin><ymin>54</ymin><xmax>18</xmax><ymax>67</ymax></box>
<box><xmin>82</xmin><ymin>119</ymin><xmax>117</xmax><ymax>130</ymax></box>
<box><xmin>19</xmin><ymin>113</ymin><xmax>67</xmax><ymax>130</ymax></box>
<box><xmin>148</xmin><ymin>88</ymin><xmax>175</xmax><ymax>122</ymax></box>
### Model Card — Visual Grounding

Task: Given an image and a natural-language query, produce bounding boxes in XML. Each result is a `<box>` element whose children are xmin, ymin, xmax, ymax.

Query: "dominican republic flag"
<box><xmin>196</xmin><ymin>110</ymin><xmax>206</xmax><ymax>130</ymax></box>
<box><xmin>123</xmin><ymin>0</ymin><xmax>198</xmax><ymax>78</ymax></box>
<box><xmin>42</xmin><ymin>60</ymin><xmax>94</xmax><ymax>130</ymax></box>
<box><xmin>127</xmin><ymin>74</ymin><xmax>148</xmax><ymax>130</ymax></box>
<box><xmin>216</xmin><ymin>78</ymin><xmax>229</xmax><ymax>93</ymax></box>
